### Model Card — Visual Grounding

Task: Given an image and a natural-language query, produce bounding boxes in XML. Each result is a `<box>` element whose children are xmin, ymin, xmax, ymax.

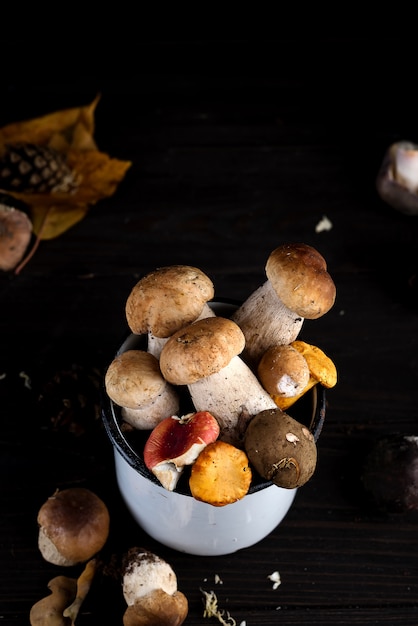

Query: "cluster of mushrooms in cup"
<box><xmin>105</xmin><ymin>242</ymin><xmax>338</xmax><ymax>504</ymax></box>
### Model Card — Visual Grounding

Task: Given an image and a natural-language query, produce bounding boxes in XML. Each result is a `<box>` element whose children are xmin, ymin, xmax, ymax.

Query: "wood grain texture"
<box><xmin>1</xmin><ymin>39</ymin><xmax>418</xmax><ymax>624</ymax></box>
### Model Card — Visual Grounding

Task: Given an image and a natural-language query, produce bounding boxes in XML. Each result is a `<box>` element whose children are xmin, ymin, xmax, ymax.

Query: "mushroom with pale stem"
<box><xmin>257</xmin><ymin>343</ymin><xmax>310</xmax><ymax>408</ymax></box>
<box><xmin>143</xmin><ymin>411</ymin><xmax>220</xmax><ymax>491</ymax></box>
<box><xmin>37</xmin><ymin>487</ymin><xmax>110</xmax><ymax>567</ymax></box>
<box><xmin>105</xmin><ymin>349</ymin><xmax>179</xmax><ymax>430</ymax></box>
<box><xmin>125</xmin><ymin>265</ymin><xmax>215</xmax><ymax>358</ymax></box>
<box><xmin>376</xmin><ymin>140</ymin><xmax>418</xmax><ymax>215</ymax></box>
<box><xmin>231</xmin><ymin>243</ymin><xmax>336</xmax><ymax>365</ymax></box>
<box><xmin>122</xmin><ymin>547</ymin><xmax>188</xmax><ymax>626</ymax></box>
<box><xmin>159</xmin><ymin>316</ymin><xmax>277</xmax><ymax>445</ymax></box>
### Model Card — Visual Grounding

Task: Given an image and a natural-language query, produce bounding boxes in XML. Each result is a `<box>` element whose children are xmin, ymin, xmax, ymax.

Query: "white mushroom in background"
<box><xmin>125</xmin><ymin>265</ymin><xmax>215</xmax><ymax>358</ymax></box>
<box><xmin>376</xmin><ymin>140</ymin><xmax>418</xmax><ymax>215</ymax></box>
<box><xmin>231</xmin><ymin>242</ymin><xmax>336</xmax><ymax>365</ymax></box>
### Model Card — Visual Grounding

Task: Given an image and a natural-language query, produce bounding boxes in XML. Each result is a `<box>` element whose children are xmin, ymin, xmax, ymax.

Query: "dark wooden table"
<box><xmin>2</xmin><ymin>39</ymin><xmax>418</xmax><ymax>624</ymax></box>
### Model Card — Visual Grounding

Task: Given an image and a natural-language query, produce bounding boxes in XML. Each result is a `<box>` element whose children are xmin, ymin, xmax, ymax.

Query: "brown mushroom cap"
<box><xmin>265</xmin><ymin>243</ymin><xmax>336</xmax><ymax>319</ymax></box>
<box><xmin>159</xmin><ymin>316</ymin><xmax>245</xmax><ymax>385</ymax></box>
<box><xmin>244</xmin><ymin>408</ymin><xmax>317</xmax><ymax>489</ymax></box>
<box><xmin>123</xmin><ymin>588</ymin><xmax>188</xmax><ymax>626</ymax></box>
<box><xmin>125</xmin><ymin>265</ymin><xmax>215</xmax><ymax>337</ymax></box>
<box><xmin>105</xmin><ymin>350</ymin><xmax>167</xmax><ymax>409</ymax></box>
<box><xmin>0</xmin><ymin>205</ymin><xmax>32</xmax><ymax>271</ymax></box>
<box><xmin>258</xmin><ymin>344</ymin><xmax>310</xmax><ymax>399</ymax></box>
<box><xmin>37</xmin><ymin>488</ymin><xmax>110</xmax><ymax>566</ymax></box>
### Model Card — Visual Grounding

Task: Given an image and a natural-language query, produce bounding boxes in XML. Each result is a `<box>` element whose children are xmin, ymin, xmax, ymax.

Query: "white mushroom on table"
<box><xmin>121</xmin><ymin>547</ymin><xmax>188</xmax><ymax>626</ymax></box>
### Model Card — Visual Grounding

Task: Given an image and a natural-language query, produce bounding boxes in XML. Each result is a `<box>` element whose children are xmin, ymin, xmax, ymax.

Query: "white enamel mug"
<box><xmin>102</xmin><ymin>300</ymin><xmax>326</xmax><ymax>556</ymax></box>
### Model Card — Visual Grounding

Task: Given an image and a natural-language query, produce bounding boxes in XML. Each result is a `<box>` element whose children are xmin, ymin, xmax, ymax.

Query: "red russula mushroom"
<box><xmin>143</xmin><ymin>411</ymin><xmax>220</xmax><ymax>491</ymax></box>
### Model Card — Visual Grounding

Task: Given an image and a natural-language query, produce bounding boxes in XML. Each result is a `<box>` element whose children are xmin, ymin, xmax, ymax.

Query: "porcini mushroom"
<box><xmin>37</xmin><ymin>487</ymin><xmax>110</xmax><ymax>566</ymax></box>
<box><xmin>257</xmin><ymin>344</ymin><xmax>310</xmax><ymax>408</ymax></box>
<box><xmin>105</xmin><ymin>349</ymin><xmax>179</xmax><ymax>430</ymax></box>
<box><xmin>0</xmin><ymin>203</ymin><xmax>32</xmax><ymax>271</ymax></box>
<box><xmin>245</xmin><ymin>408</ymin><xmax>317</xmax><ymax>489</ymax></box>
<box><xmin>159</xmin><ymin>316</ymin><xmax>277</xmax><ymax>444</ymax></box>
<box><xmin>125</xmin><ymin>265</ymin><xmax>215</xmax><ymax>358</ymax></box>
<box><xmin>376</xmin><ymin>140</ymin><xmax>418</xmax><ymax>215</ymax></box>
<box><xmin>143</xmin><ymin>411</ymin><xmax>220</xmax><ymax>491</ymax></box>
<box><xmin>122</xmin><ymin>547</ymin><xmax>188</xmax><ymax>626</ymax></box>
<box><xmin>272</xmin><ymin>339</ymin><xmax>337</xmax><ymax>411</ymax></box>
<box><xmin>231</xmin><ymin>243</ymin><xmax>336</xmax><ymax>365</ymax></box>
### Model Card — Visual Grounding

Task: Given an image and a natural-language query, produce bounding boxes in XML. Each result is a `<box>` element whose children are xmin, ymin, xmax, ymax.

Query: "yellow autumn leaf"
<box><xmin>0</xmin><ymin>95</ymin><xmax>131</xmax><ymax>243</ymax></box>
<box><xmin>7</xmin><ymin>150</ymin><xmax>132</xmax><ymax>238</ymax></box>
<box><xmin>30</xmin><ymin>204</ymin><xmax>88</xmax><ymax>240</ymax></box>
<box><xmin>0</xmin><ymin>95</ymin><xmax>100</xmax><ymax>153</ymax></box>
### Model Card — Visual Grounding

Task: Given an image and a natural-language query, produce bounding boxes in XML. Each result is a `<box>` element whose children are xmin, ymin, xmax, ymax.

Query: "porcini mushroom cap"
<box><xmin>37</xmin><ymin>488</ymin><xmax>110</xmax><ymax>566</ymax></box>
<box><xmin>125</xmin><ymin>265</ymin><xmax>214</xmax><ymax>337</ymax></box>
<box><xmin>245</xmin><ymin>408</ymin><xmax>317</xmax><ymax>489</ymax></box>
<box><xmin>105</xmin><ymin>350</ymin><xmax>167</xmax><ymax>410</ymax></box>
<box><xmin>266</xmin><ymin>243</ymin><xmax>336</xmax><ymax>319</ymax></box>
<box><xmin>258</xmin><ymin>344</ymin><xmax>310</xmax><ymax>399</ymax></box>
<box><xmin>123</xmin><ymin>588</ymin><xmax>188</xmax><ymax>626</ymax></box>
<box><xmin>159</xmin><ymin>316</ymin><xmax>245</xmax><ymax>385</ymax></box>
<box><xmin>0</xmin><ymin>204</ymin><xmax>32</xmax><ymax>271</ymax></box>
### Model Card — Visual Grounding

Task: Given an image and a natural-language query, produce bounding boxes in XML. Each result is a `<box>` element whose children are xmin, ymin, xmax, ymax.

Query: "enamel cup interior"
<box><xmin>102</xmin><ymin>299</ymin><xmax>326</xmax><ymax>555</ymax></box>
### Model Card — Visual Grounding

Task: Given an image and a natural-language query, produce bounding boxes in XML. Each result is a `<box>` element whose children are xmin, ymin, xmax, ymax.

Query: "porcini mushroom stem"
<box><xmin>188</xmin><ymin>355</ymin><xmax>277</xmax><ymax>445</ymax></box>
<box><xmin>232</xmin><ymin>280</ymin><xmax>304</xmax><ymax>365</ymax></box>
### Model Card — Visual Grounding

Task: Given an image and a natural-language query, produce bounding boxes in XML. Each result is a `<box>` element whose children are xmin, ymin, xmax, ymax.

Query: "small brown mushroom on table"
<box><xmin>231</xmin><ymin>243</ymin><xmax>336</xmax><ymax>365</ymax></box>
<box><xmin>122</xmin><ymin>547</ymin><xmax>188</xmax><ymax>626</ymax></box>
<box><xmin>0</xmin><ymin>204</ymin><xmax>32</xmax><ymax>271</ymax></box>
<box><xmin>105</xmin><ymin>349</ymin><xmax>180</xmax><ymax>430</ymax></box>
<box><xmin>125</xmin><ymin>265</ymin><xmax>215</xmax><ymax>358</ymax></box>
<box><xmin>159</xmin><ymin>316</ymin><xmax>277</xmax><ymax>445</ymax></box>
<box><xmin>37</xmin><ymin>487</ymin><xmax>110</xmax><ymax>567</ymax></box>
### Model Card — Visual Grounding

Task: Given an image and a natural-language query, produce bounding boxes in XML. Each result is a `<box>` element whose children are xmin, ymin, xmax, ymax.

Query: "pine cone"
<box><xmin>0</xmin><ymin>143</ymin><xmax>79</xmax><ymax>194</ymax></box>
